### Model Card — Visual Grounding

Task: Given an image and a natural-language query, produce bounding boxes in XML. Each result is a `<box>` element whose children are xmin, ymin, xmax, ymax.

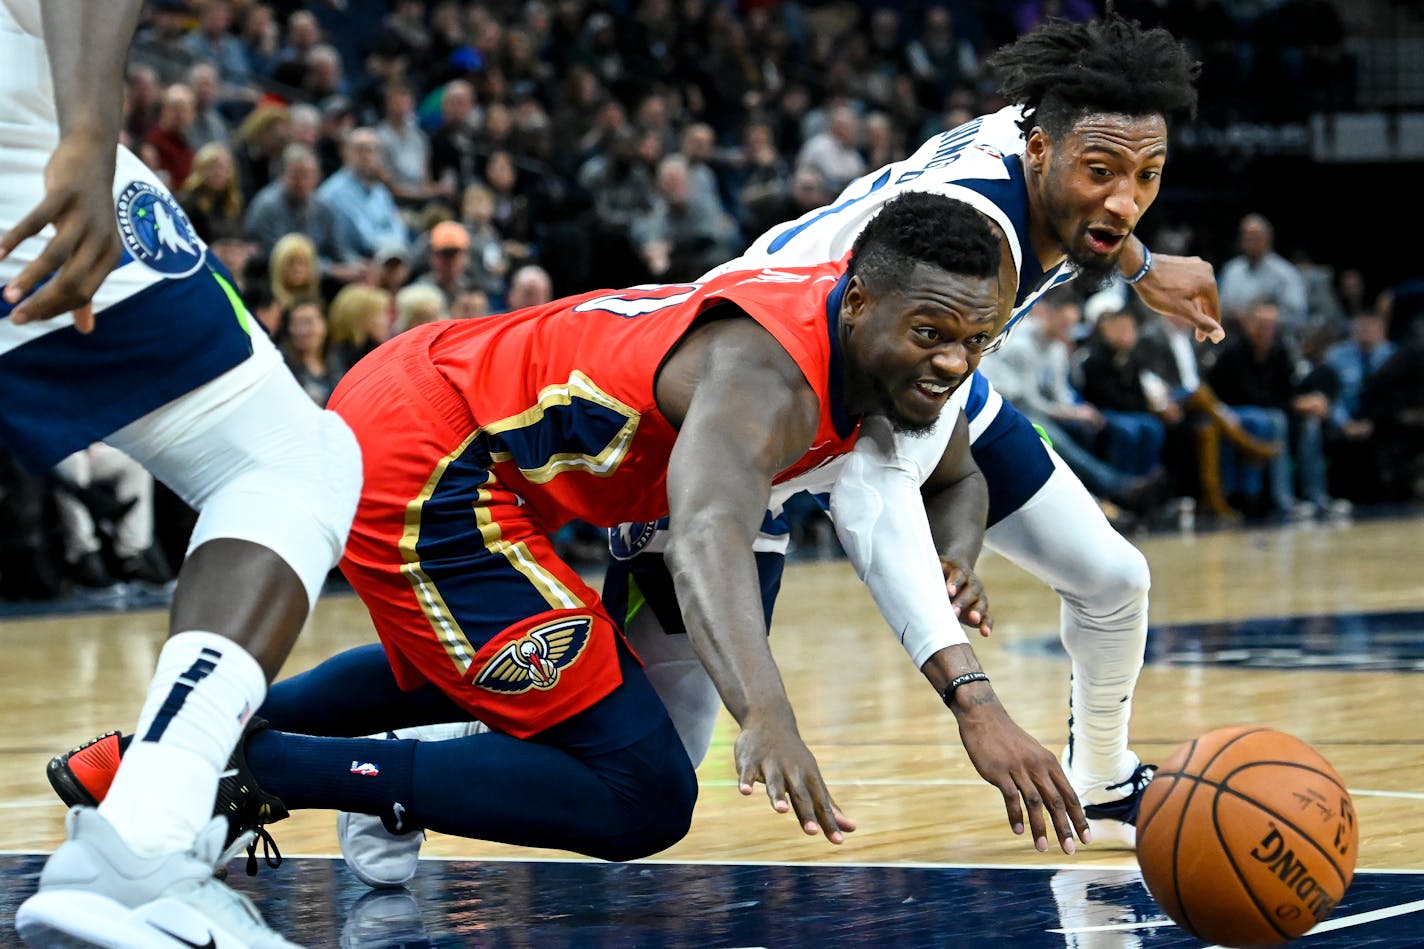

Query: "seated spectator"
<box><xmin>130</xmin><ymin>0</ymin><xmax>200</xmax><ymax>85</ymax></box>
<box><xmin>729</xmin><ymin>119</ymin><xmax>791</xmax><ymax>241</ymax></box>
<box><xmin>415</xmin><ymin>221</ymin><xmax>478</xmax><ymax>308</ymax></box>
<box><xmin>1075</xmin><ymin>307</ymin><xmax>1168</xmax><ymax>481</ymax></box>
<box><xmin>1206</xmin><ymin>298</ymin><xmax>1326</xmax><ymax>518</ymax></box>
<box><xmin>458</xmin><ymin>183</ymin><xmax>512</xmax><ymax>302</ymax></box>
<box><xmin>376</xmin><ymin>80</ymin><xmax>444</xmax><ymax>206</ymax></box>
<box><xmin>233</xmin><ymin>103</ymin><xmax>291</xmax><ymax>199</ymax></box>
<box><xmin>1325</xmin><ymin>310</ymin><xmax>1398</xmax><ymax>501</ymax></box>
<box><xmin>504</xmin><ymin>264</ymin><xmax>553</xmax><ymax>312</ymax></box>
<box><xmin>316</xmin><ymin>127</ymin><xmax>409</xmax><ymax>274</ymax></box>
<box><xmin>631</xmin><ymin>155</ymin><xmax>738</xmax><ymax>282</ymax></box>
<box><xmin>269</xmin><ymin>233</ymin><xmax>323</xmax><ymax>309</ymax></box>
<box><xmin>430</xmin><ymin>79</ymin><xmax>481</xmax><ymax>193</ymax></box>
<box><xmin>144</xmin><ymin>83</ymin><xmax>198</xmax><ymax>187</ymax></box>
<box><xmin>795</xmin><ymin>101</ymin><xmax>866</xmax><ymax>193</ymax></box>
<box><xmin>181</xmin><ymin>0</ymin><xmax>254</xmax><ymax>103</ymax></box>
<box><xmin>1218</xmin><ymin>212</ymin><xmax>1308</xmax><ymax>331</ymax></box>
<box><xmin>327</xmin><ymin>283</ymin><xmax>394</xmax><ymax>375</ymax></box>
<box><xmin>179</xmin><ymin>142</ymin><xmax>246</xmax><ymax>244</ymax></box>
<box><xmin>184</xmin><ymin>63</ymin><xmax>231</xmax><ymax>149</ymax></box>
<box><xmin>52</xmin><ymin>444</ymin><xmax>171</xmax><ymax>588</ymax></box>
<box><xmin>372</xmin><ymin>239</ymin><xmax>413</xmax><ymax>296</ymax></box>
<box><xmin>244</xmin><ymin>143</ymin><xmax>340</xmax><ymax>261</ymax></box>
<box><xmin>451</xmin><ymin>289</ymin><xmax>492</xmax><ymax>320</ymax></box>
<box><xmin>278</xmin><ymin>299</ymin><xmax>343</xmax><ymax>407</ymax></box>
<box><xmin>394</xmin><ymin>283</ymin><xmax>451</xmax><ymax>335</ymax></box>
<box><xmin>980</xmin><ymin>292</ymin><xmax>1162</xmax><ymax>519</ymax></box>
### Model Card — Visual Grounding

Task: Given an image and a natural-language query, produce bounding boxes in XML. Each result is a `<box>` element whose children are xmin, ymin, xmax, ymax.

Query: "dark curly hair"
<box><xmin>984</xmin><ymin>13</ymin><xmax>1200</xmax><ymax>139</ymax></box>
<box><xmin>847</xmin><ymin>193</ymin><xmax>1000</xmax><ymax>295</ymax></box>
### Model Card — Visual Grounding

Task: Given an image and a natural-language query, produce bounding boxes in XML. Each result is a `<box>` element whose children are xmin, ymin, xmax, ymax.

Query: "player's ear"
<box><xmin>841</xmin><ymin>274</ymin><xmax>871</xmax><ymax>331</ymax></box>
<box><xmin>1025</xmin><ymin>127</ymin><xmax>1050</xmax><ymax>175</ymax></box>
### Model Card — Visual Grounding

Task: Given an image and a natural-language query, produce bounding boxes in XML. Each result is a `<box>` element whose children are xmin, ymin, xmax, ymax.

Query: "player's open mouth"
<box><xmin>1085</xmin><ymin>228</ymin><xmax>1124</xmax><ymax>254</ymax></box>
<box><xmin>911</xmin><ymin>380</ymin><xmax>952</xmax><ymax>405</ymax></box>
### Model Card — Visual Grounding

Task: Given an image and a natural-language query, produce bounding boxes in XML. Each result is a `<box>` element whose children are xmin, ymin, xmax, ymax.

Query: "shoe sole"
<box><xmin>19</xmin><ymin>888</ymin><xmax>277</xmax><ymax>949</ymax></box>
<box><xmin>18</xmin><ymin>890</ymin><xmax>180</xmax><ymax>948</ymax></box>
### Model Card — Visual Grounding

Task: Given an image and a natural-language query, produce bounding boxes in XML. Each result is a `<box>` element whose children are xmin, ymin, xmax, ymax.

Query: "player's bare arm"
<box><xmin>0</xmin><ymin>0</ymin><xmax>143</xmax><ymax>329</ymax></box>
<box><xmin>1119</xmin><ymin>236</ymin><xmax>1224</xmax><ymax>344</ymax></box>
<box><xmin>658</xmin><ymin>310</ymin><xmax>855</xmax><ymax>844</ymax></box>
<box><xmin>919</xmin><ymin>410</ymin><xmax>992</xmax><ymax>636</ymax></box>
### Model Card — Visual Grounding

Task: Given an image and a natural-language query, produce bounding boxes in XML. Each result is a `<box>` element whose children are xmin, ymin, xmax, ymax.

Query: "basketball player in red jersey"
<box><xmin>53</xmin><ymin>193</ymin><xmax>1091</xmax><ymax>873</ymax></box>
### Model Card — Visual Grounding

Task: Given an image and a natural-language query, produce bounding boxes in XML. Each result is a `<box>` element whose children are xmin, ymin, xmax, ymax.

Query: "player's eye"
<box><xmin>914</xmin><ymin>326</ymin><xmax>940</xmax><ymax>342</ymax></box>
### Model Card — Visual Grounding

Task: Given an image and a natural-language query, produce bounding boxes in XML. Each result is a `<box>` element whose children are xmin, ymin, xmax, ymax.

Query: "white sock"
<box><xmin>100</xmin><ymin>631</ymin><xmax>267</xmax><ymax>856</ymax></box>
<box><xmin>1059</xmin><ymin>600</ymin><xmax>1145</xmax><ymax>799</ymax></box>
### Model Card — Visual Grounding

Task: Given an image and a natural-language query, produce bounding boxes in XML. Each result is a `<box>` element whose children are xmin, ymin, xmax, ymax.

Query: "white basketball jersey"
<box><xmin>705</xmin><ymin>107</ymin><xmax>1078</xmax><ymax>347</ymax></box>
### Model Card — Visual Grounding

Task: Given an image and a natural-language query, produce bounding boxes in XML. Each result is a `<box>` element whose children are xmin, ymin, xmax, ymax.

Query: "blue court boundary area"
<box><xmin>1013</xmin><ymin>608</ymin><xmax>1424</xmax><ymax>673</ymax></box>
<box><xmin>2</xmin><ymin>856</ymin><xmax>1420</xmax><ymax>947</ymax></box>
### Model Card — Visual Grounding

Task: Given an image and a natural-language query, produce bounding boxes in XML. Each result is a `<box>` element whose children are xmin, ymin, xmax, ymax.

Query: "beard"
<box><xmin>873</xmin><ymin>384</ymin><xmax>940</xmax><ymax>438</ymax></box>
<box><xmin>1063</xmin><ymin>241</ymin><xmax>1123</xmax><ymax>291</ymax></box>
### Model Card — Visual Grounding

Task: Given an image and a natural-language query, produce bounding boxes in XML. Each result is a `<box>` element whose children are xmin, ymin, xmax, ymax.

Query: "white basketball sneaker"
<box><xmin>17</xmin><ymin>806</ymin><xmax>301</xmax><ymax>948</ymax></box>
<box><xmin>1064</xmin><ymin>751</ymin><xmax>1157</xmax><ymax>849</ymax></box>
<box><xmin>338</xmin><ymin>720</ymin><xmax>487</xmax><ymax>889</ymax></box>
<box><xmin>338</xmin><ymin>810</ymin><xmax>425</xmax><ymax>889</ymax></box>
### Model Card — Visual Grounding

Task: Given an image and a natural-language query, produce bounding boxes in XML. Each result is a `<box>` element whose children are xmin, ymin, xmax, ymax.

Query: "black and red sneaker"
<box><xmin>46</xmin><ymin>718</ymin><xmax>289</xmax><ymax>875</ymax></box>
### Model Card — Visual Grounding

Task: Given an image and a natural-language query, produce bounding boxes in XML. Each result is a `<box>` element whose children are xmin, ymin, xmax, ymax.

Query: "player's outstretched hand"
<box><xmin>1133</xmin><ymin>253</ymin><xmax>1224</xmax><ymax>345</ymax></box>
<box><xmin>953</xmin><ymin>692</ymin><xmax>1089</xmax><ymax>854</ymax></box>
<box><xmin>941</xmin><ymin>558</ymin><xmax>992</xmax><ymax>637</ymax></box>
<box><xmin>0</xmin><ymin>132</ymin><xmax>123</xmax><ymax>331</ymax></box>
<box><xmin>734</xmin><ymin>715</ymin><xmax>856</xmax><ymax>844</ymax></box>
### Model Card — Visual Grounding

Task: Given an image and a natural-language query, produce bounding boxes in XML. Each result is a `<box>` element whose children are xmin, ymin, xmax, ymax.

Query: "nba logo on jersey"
<box><xmin>115</xmin><ymin>181</ymin><xmax>205</xmax><ymax>277</ymax></box>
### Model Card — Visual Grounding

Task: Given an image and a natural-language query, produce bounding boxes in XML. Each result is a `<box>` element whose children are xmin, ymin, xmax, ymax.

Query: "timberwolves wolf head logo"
<box><xmin>475</xmin><ymin>616</ymin><xmax>593</xmax><ymax>693</ymax></box>
<box><xmin>115</xmin><ymin>181</ymin><xmax>205</xmax><ymax>277</ymax></box>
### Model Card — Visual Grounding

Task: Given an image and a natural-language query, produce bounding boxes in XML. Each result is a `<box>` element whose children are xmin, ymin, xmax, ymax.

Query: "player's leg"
<box><xmin>972</xmin><ymin>399</ymin><xmax>1153</xmax><ymax>844</ymax></box>
<box><xmin>21</xmin><ymin>304</ymin><xmax>357</xmax><ymax>947</ymax></box>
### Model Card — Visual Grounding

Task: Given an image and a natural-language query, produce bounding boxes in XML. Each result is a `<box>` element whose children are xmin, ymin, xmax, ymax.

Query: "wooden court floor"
<box><xmin>2</xmin><ymin>512</ymin><xmax>1422</xmax><ymax>945</ymax></box>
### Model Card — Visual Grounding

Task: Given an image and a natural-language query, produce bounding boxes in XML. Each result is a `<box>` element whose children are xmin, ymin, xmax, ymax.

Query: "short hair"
<box><xmin>846</xmin><ymin>193</ymin><xmax>1000</xmax><ymax>296</ymax></box>
<box><xmin>985</xmin><ymin>13</ymin><xmax>1199</xmax><ymax>139</ymax></box>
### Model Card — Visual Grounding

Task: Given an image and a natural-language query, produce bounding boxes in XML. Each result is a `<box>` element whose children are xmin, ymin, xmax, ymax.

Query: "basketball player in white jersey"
<box><xmin>602</xmin><ymin>12</ymin><xmax>1221</xmax><ymax>849</ymax></box>
<box><xmin>5</xmin><ymin>2</ymin><xmax>360</xmax><ymax>946</ymax></box>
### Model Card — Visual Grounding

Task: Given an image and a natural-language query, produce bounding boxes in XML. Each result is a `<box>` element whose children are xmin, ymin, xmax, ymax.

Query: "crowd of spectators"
<box><xmin>0</xmin><ymin>0</ymin><xmax>1418</xmax><ymax>602</ymax></box>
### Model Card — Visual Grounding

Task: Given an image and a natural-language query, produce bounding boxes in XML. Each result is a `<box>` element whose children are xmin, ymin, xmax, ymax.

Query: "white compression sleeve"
<box><xmin>830</xmin><ymin>415</ymin><xmax>968</xmax><ymax>669</ymax></box>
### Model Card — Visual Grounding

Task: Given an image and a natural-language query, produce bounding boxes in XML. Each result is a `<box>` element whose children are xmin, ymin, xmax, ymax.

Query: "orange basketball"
<box><xmin>1135</xmin><ymin>726</ymin><xmax>1358</xmax><ymax>948</ymax></box>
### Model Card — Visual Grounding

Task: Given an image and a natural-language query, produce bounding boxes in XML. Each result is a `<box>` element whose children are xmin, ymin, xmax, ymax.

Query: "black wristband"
<box><xmin>941</xmin><ymin>671</ymin><xmax>990</xmax><ymax>709</ymax></box>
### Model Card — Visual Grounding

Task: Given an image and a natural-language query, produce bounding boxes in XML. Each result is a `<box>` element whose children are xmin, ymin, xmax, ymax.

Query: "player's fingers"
<box><xmin>1015</xmin><ymin>776</ymin><xmax>1050</xmax><ymax>852</ymax></box>
<box><xmin>786</xmin><ymin>775</ymin><xmax>840</xmax><ymax>842</ymax></box>
<box><xmin>1054</xmin><ymin>771</ymin><xmax>1091</xmax><ymax>845</ymax></box>
<box><xmin>11</xmin><ymin>254</ymin><xmax>95</xmax><ymax>325</ymax></box>
<box><xmin>71</xmin><ymin>302</ymin><xmax>94</xmax><ymax>334</ymax></box>
<box><xmin>831</xmin><ymin>802</ymin><xmax>857</xmax><ymax>833</ymax></box>
<box><xmin>6</xmin><ymin>224</ymin><xmax>84</xmax><ymax>318</ymax></box>
<box><xmin>0</xmin><ymin>192</ymin><xmax>65</xmax><ymax>261</ymax></box>
<box><xmin>759</xmin><ymin>766</ymin><xmax>792</xmax><ymax>815</ymax></box>
<box><xmin>805</xmin><ymin>775</ymin><xmax>845</xmax><ymax>844</ymax></box>
<box><xmin>21</xmin><ymin>229</ymin><xmax>116</xmax><ymax>327</ymax></box>
<box><xmin>1032</xmin><ymin>776</ymin><xmax>1075</xmax><ymax>855</ymax></box>
<box><xmin>999</xmin><ymin>782</ymin><xmax>1025</xmax><ymax>838</ymax></box>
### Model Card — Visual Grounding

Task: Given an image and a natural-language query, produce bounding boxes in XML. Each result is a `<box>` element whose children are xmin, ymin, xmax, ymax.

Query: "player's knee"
<box><xmin>590</xmin><ymin>720</ymin><xmax>698</xmax><ymax>862</ymax></box>
<box><xmin>1066</xmin><ymin>534</ymin><xmax>1150</xmax><ymax>611</ymax></box>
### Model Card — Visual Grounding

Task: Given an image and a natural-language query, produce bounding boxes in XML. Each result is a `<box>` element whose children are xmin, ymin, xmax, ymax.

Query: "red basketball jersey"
<box><xmin>367</xmin><ymin>262</ymin><xmax>859</xmax><ymax>529</ymax></box>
